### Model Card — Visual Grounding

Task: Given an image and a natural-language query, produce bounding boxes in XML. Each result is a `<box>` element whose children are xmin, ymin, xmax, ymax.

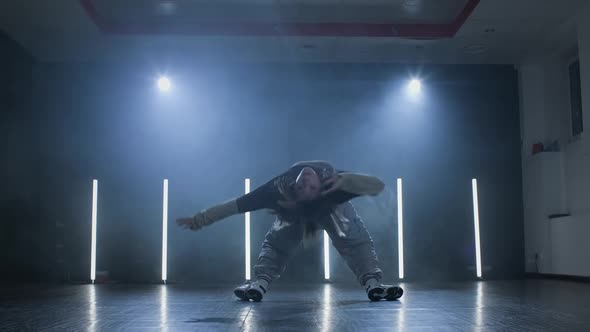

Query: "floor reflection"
<box><xmin>87</xmin><ymin>285</ymin><xmax>96</xmax><ymax>332</ymax></box>
<box><xmin>397</xmin><ymin>283</ymin><xmax>405</xmax><ymax>331</ymax></box>
<box><xmin>321</xmin><ymin>284</ymin><xmax>333</xmax><ymax>332</ymax></box>
<box><xmin>240</xmin><ymin>305</ymin><xmax>254</xmax><ymax>332</ymax></box>
<box><xmin>160</xmin><ymin>285</ymin><xmax>168</xmax><ymax>331</ymax></box>
<box><xmin>476</xmin><ymin>281</ymin><xmax>484</xmax><ymax>331</ymax></box>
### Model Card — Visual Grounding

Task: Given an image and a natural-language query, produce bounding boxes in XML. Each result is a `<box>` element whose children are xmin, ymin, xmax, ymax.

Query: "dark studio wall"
<box><xmin>0</xmin><ymin>31</ymin><xmax>41</xmax><ymax>281</ymax></box>
<box><xmin>6</xmin><ymin>57</ymin><xmax>524</xmax><ymax>283</ymax></box>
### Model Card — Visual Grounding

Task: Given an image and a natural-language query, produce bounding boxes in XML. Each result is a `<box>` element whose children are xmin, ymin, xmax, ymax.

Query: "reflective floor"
<box><xmin>1</xmin><ymin>280</ymin><xmax>589</xmax><ymax>331</ymax></box>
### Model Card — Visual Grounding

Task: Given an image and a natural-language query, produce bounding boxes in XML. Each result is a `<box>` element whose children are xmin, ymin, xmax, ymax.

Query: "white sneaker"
<box><xmin>365</xmin><ymin>280</ymin><xmax>403</xmax><ymax>301</ymax></box>
<box><xmin>233</xmin><ymin>282</ymin><xmax>251</xmax><ymax>301</ymax></box>
<box><xmin>233</xmin><ymin>279</ymin><xmax>268</xmax><ymax>302</ymax></box>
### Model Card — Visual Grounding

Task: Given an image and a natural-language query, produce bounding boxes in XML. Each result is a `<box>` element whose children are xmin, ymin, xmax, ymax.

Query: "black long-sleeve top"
<box><xmin>236</xmin><ymin>161</ymin><xmax>358</xmax><ymax>214</ymax></box>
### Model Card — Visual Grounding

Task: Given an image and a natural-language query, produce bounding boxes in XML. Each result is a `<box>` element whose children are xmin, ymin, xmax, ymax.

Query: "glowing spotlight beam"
<box><xmin>245</xmin><ymin>179</ymin><xmax>251</xmax><ymax>281</ymax></box>
<box><xmin>324</xmin><ymin>230</ymin><xmax>330</xmax><ymax>280</ymax></box>
<box><xmin>162</xmin><ymin>179</ymin><xmax>168</xmax><ymax>282</ymax></box>
<box><xmin>397</xmin><ymin>178</ymin><xmax>404</xmax><ymax>280</ymax></box>
<box><xmin>90</xmin><ymin>179</ymin><xmax>98</xmax><ymax>283</ymax></box>
<box><xmin>472</xmin><ymin>179</ymin><xmax>482</xmax><ymax>278</ymax></box>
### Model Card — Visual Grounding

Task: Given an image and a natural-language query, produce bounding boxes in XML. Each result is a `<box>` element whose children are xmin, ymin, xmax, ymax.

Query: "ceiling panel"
<box><xmin>0</xmin><ymin>0</ymin><xmax>587</xmax><ymax>63</ymax></box>
<box><xmin>81</xmin><ymin>0</ymin><xmax>476</xmax><ymax>37</ymax></box>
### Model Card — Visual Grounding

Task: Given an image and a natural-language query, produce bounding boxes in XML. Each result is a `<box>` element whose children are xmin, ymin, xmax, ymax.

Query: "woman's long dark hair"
<box><xmin>272</xmin><ymin>199</ymin><xmax>337</xmax><ymax>237</ymax></box>
<box><xmin>270</xmin><ymin>164</ymin><xmax>338</xmax><ymax>236</ymax></box>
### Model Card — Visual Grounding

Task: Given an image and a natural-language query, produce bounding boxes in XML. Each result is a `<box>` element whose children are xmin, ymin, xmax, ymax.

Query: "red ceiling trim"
<box><xmin>80</xmin><ymin>0</ymin><xmax>110</xmax><ymax>33</ymax></box>
<box><xmin>450</xmin><ymin>0</ymin><xmax>480</xmax><ymax>34</ymax></box>
<box><xmin>80</xmin><ymin>0</ymin><xmax>480</xmax><ymax>38</ymax></box>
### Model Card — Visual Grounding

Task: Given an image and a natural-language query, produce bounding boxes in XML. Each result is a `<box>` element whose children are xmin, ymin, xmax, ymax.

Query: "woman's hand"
<box><xmin>176</xmin><ymin>217</ymin><xmax>195</xmax><ymax>230</ymax></box>
<box><xmin>321</xmin><ymin>174</ymin><xmax>345</xmax><ymax>196</ymax></box>
<box><xmin>176</xmin><ymin>214</ymin><xmax>207</xmax><ymax>231</ymax></box>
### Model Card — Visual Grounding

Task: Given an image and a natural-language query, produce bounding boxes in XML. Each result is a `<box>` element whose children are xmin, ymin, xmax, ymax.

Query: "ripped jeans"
<box><xmin>253</xmin><ymin>201</ymin><xmax>383</xmax><ymax>286</ymax></box>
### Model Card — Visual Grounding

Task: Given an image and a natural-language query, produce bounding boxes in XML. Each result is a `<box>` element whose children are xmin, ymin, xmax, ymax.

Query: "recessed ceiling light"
<box><xmin>464</xmin><ymin>44</ymin><xmax>487</xmax><ymax>54</ymax></box>
<box><xmin>402</xmin><ymin>0</ymin><xmax>420</xmax><ymax>14</ymax></box>
<box><xmin>403</xmin><ymin>0</ymin><xmax>420</xmax><ymax>6</ymax></box>
<box><xmin>158</xmin><ymin>1</ymin><xmax>177</xmax><ymax>15</ymax></box>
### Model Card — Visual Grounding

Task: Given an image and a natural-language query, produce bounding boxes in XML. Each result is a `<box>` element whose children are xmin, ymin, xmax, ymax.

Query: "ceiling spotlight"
<box><xmin>157</xmin><ymin>76</ymin><xmax>171</xmax><ymax>92</ymax></box>
<box><xmin>407</xmin><ymin>78</ymin><xmax>421</xmax><ymax>96</ymax></box>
